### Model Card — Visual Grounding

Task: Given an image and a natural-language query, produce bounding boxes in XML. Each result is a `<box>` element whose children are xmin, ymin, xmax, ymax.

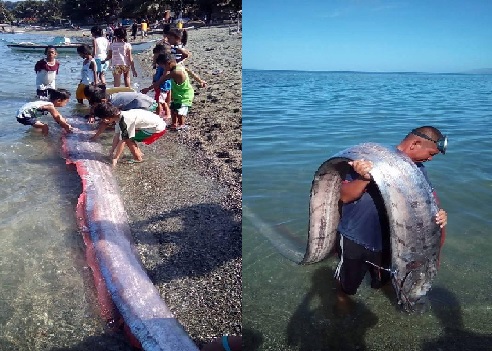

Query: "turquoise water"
<box><xmin>243</xmin><ymin>69</ymin><xmax>492</xmax><ymax>350</ymax></box>
<box><xmin>0</xmin><ymin>33</ymin><xmax>134</xmax><ymax>349</ymax></box>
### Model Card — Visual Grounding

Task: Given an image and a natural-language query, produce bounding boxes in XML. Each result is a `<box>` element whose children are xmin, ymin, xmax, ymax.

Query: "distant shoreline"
<box><xmin>242</xmin><ymin>68</ymin><xmax>492</xmax><ymax>74</ymax></box>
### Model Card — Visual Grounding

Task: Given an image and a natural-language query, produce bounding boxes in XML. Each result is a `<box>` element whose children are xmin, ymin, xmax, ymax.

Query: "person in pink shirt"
<box><xmin>102</xmin><ymin>27</ymin><xmax>137</xmax><ymax>87</ymax></box>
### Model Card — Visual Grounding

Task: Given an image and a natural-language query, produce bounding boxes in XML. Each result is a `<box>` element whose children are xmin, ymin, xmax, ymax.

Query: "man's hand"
<box><xmin>348</xmin><ymin>159</ymin><xmax>373</xmax><ymax>180</ymax></box>
<box><xmin>436</xmin><ymin>209</ymin><xmax>447</xmax><ymax>228</ymax></box>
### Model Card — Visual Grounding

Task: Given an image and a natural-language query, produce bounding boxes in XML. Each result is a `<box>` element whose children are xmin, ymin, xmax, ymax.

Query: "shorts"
<box><xmin>17</xmin><ymin>116</ymin><xmax>37</xmax><ymax>126</ymax></box>
<box><xmin>170</xmin><ymin>101</ymin><xmax>190</xmax><ymax>116</ymax></box>
<box><xmin>76</xmin><ymin>83</ymin><xmax>88</xmax><ymax>100</ymax></box>
<box><xmin>113</xmin><ymin>65</ymin><xmax>130</xmax><ymax>75</ymax></box>
<box><xmin>132</xmin><ymin>129</ymin><xmax>166</xmax><ymax>145</ymax></box>
<box><xmin>95</xmin><ymin>58</ymin><xmax>109</xmax><ymax>73</ymax></box>
<box><xmin>154</xmin><ymin>87</ymin><xmax>161</xmax><ymax>102</ymax></box>
<box><xmin>335</xmin><ymin>235</ymin><xmax>390</xmax><ymax>295</ymax></box>
<box><xmin>158</xmin><ymin>90</ymin><xmax>170</xmax><ymax>104</ymax></box>
<box><xmin>16</xmin><ymin>109</ymin><xmax>48</xmax><ymax>126</ymax></box>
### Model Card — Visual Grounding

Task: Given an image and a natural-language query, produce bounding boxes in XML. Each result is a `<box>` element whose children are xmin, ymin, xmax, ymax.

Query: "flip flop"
<box><xmin>125</xmin><ymin>159</ymin><xmax>145</xmax><ymax>164</ymax></box>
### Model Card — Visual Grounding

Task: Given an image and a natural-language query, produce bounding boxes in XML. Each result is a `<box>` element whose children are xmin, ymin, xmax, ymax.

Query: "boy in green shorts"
<box><xmin>141</xmin><ymin>53</ymin><xmax>195</xmax><ymax>131</ymax></box>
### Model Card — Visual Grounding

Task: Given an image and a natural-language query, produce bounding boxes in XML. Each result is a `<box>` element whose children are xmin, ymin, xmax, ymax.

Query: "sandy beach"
<box><xmin>23</xmin><ymin>26</ymin><xmax>242</xmax><ymax>348</ymax></box>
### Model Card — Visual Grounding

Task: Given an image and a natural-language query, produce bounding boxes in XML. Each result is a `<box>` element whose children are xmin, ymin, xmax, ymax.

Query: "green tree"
<box><xmin>120</xmin><ymin>0</ymin><xmax>178</xmax><ymax>20</ymax></box>
<box><xmin>62</xmin><ymin>0</ymin><xmax>121</xmax><ymax>24</ymax></box>
<box><xmin>12</xmin><ymin>0</ymin><xmax>44</xmax><ymax>22</ymax></box>
<box><xmin>41</xmin><ymin>0</ymin><xmax>63</xmax><ymax>23</ymax></box>
<box><xmin>0</xmin><ymin>1</ymin><xmax>14</xmax><ymax>23</ymax></box>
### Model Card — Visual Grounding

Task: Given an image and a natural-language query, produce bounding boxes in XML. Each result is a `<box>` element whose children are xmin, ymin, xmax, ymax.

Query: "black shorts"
<box><xmin>336</xmin><ymin>236</ymin><xmax>390</xmax><ymax>295</ymax></box>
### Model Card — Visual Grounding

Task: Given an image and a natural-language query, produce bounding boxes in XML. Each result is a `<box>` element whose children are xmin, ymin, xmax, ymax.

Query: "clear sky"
<box><xmin>243</xmin><ymin>0</ymin><xmax>492</xmax><ymax>73</ymax></box>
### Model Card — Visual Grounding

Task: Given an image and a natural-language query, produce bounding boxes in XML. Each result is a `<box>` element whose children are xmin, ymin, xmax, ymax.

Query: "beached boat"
<box><xmin>7</xmin><ymin>36</ymin><xmax>84</xmax><ymax>53</ymax></box>
<box><xmin>7</xmin><ymin>36</ymin><xmax>159</xmax><ymax>54</ymax></box>
<box><xmin>7</xmin><ymin>42</ymin><xmax>83</xmax><ymax>52</ymax></box>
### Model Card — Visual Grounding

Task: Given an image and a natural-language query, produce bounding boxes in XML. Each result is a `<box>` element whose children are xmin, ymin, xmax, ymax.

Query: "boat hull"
<box><xmin>7</xmin><ymin>43</ymin><xmax>82</xmax><ymax>53</ymax></box>
<box><xmin>7</xmin><ymin>39</ymin><xmax>158</xmax><ymax>53</ymax></box>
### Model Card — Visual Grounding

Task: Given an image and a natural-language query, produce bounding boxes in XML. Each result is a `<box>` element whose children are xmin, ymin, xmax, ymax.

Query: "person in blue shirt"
<box><xmin>335</xmin><ymin>126</ymin><xmax>448</xmax><ymax>312</ymax></box>
<box><xmin>150</xmin><ymin>43</ymin><xmax>172</xmax><ymax>119</ymax></box>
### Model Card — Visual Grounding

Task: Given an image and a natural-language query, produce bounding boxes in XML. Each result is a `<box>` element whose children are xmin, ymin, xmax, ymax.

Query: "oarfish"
<box><xmin>62</xmin><ymin>116</ymin><xmax>198</xmax><ymax>350</ymax></box>
<box><xmin>304</xmin><ymin>143</ymin><xmax>442</xmax><ymax>312</ymax></box>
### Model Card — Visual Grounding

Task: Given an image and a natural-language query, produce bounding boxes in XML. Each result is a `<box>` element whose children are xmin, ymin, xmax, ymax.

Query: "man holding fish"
<box><xmin>335</xmin><ymin>126</ymin><xmax>448</xmax><ymax>312</ymax></box>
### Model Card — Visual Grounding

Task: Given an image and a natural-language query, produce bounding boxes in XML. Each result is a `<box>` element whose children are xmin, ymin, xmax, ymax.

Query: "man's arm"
<box><xmin>339</xmin><ymin>160</ymin><xmax>373</xmax><ymax>203</ymax></box>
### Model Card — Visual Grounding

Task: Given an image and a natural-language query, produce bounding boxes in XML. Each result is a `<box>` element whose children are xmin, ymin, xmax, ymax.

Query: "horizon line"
<box><xmin>242</xmin><ymin>68</ymin><xmax>492</xmax><ymax>75</ymax></box>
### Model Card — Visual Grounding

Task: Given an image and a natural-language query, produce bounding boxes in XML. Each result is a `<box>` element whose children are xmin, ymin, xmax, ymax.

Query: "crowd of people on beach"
<box><xmin>17</xmin><ymin>24</ymin><xmax>206</xmax><ymax>167</ymax></box>
<box><xmin>15</xmin><ymin>22</ymin><xmax>242</xmax><ymax>350</ymax></box>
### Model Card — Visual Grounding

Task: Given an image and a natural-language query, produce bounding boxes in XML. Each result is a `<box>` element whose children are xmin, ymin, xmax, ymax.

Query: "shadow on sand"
<box><xmin>422</xmin><ymin>287</ymin><xmax>492</xmax><ymax>351</ymax></box>
<box><xmin>286</xmin><ymin>266</ymin><xmax>378</xmax><ymax>351</ymax></box>
<box><xmin>129</xmin><ymin>203</ymin><xmax>241</xmax><ymax>283</ymax></box>
<box><xmin>46</xmin><ymin>331</ymin><xmax>136</xmax><ymax>351</ymax></box>
<box><xmin>242</xmin><ymin>327</ymin><xmax>264</xmax><ymax>351</ymax></box>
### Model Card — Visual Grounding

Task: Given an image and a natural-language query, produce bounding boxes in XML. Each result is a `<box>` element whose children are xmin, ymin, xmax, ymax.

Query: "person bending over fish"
<box><xmin>16</xmin><ymin>88</ymin><xmax>73</xmax><ymax>135</ymax></box>
<box><xmin>335</xmin><ymin>126</ymin><xmax>448</xmax><ymax>312</ymax></box>
<box><xmin>84</xmin><ymin>85</ymin><xmax>157</xmax><ymax>141</ymax></box>
<box><xmin>93</xmin><ymin>102</ymin><xmax>166</xmax><ymax>167</ymax></box>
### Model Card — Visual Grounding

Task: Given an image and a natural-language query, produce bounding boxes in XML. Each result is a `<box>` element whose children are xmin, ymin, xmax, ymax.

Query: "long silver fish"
<box><xmin>303</xmin><ymin>143</ymin><xmax>442</xmax><ymax>312</ymax></box>
<box><xmin>62</xmin><ymin>117</ymin><xmax>198</xmax><ymax>351</ymax></box>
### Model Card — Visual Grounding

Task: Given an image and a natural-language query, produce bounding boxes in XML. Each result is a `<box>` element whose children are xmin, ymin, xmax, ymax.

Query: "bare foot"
<box><xmin>111</xmin><ymin>158</ymin><xmax>118</xmax><ymax>167</ymax></box>
<box><xmin>334</xmin><ymin>284</ymin><xmax>355</xmax><ymax>317</ymax></box>
<box><xmin>136</xmin><ymin>147</ymin><xmax>144</xmax><ymax>158</ymax></box>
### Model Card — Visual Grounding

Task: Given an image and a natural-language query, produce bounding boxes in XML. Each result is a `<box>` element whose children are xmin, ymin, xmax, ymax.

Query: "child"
<box><xmin>161</xmin><ymin>27</ymin><xmax>206</xmax><ymax>89</ymax></box>
<box><xmin>34</xmin><ymin>45</ymin><xmax>60</xmax><ymax>99</ymax></box>
<box><xmin>76</xmin><ymin>44</ymin><xmax>97</xmax><ymax>104</ymax></box>
<box><xmin>131</xmin><ymin>22</ymin><xmax>138</xmax><ymax>41</ymax></box>
<box><xmin>103</xmin><ymin>27</ymin><xmax>137</xmax><ymax>87</ymax></box>
<box><xmin>16</xmin><ymin>88</ymin><xmax>73</xmax><ymax>135</ymax></box>
<box><xmin>106</xmin><ymin>24</ymin><xmax>114</xmax><ymax>42</ymax></box>
<box><xmin>167</xmin><ymin>28</ymin><xmax>189</xmax><ymax>64</ymax></box>
<box><xmin>93</xmin><ymin>102</ymin><xmax>166</xmax><ymax>166</ymax></box>
<box><xmin>151</xmin><ymin>44</ymin><xmax>172</xmax><ymax>119</ymax></box>
<box><xmin>91</xmin><ymin>25</ymin><xmax>110</xmax><ymax>86</ymax></box>
<box><xmin>84</xmin><ymin>85</ymin><xmax>157</xmax><ymax>140</ymax></box>
<box><xmin>141</xmin><ymin>53</ymin><xmax>194</xmax><ymax>131</ymax></box>
<box><xmin>141</xmin><ymin>19</ymin><xmax>148</xmax><ymax>38</ymax></box>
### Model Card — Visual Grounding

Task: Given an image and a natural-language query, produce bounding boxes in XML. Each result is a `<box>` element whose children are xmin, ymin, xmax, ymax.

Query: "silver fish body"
<box><xmin>63</xmin><ymin>116</ymin><xmax>198</xmax><ymax>350</ymax></box>
<box><xmin>304</xmin><ymin>143</ymin><xmax>442</xmax><ymax>311</ymax></box>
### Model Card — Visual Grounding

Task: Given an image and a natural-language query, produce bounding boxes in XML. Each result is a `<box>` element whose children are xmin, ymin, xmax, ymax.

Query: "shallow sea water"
<box><xmin>0</xmin><ymin>33</ymin><xmax>134</xmax><ymax>350</ymax></box>
<box><xmin>242</xmin><ymin>69</ymin><xmax>492</xmax><ymax>351</ymax></box>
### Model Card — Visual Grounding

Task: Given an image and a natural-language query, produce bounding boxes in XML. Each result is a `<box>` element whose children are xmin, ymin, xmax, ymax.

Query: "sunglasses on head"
<box><xmin>411</xmin><ymin>130</ymin><xmax>447</xmax><ymax>154</ymax></box>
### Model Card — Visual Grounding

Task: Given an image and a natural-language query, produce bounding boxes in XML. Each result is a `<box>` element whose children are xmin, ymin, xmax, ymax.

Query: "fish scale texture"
<box><xmin>306</xmin><ymin>143</ymin><xmax>441</xmax><ymax>311</ymax></box>
<box><xmin>62</xmin><ymin>116</ymin><xmax>198</xmax><ymax>351</ymax></box>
